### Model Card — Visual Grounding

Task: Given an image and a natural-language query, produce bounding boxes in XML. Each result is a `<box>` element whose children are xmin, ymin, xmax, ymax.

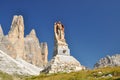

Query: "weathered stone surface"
<box><xmin>0</xmin><ymin>25</ymin><xmax>4</xmax><ymax>41</ymax></box>
<box><xmin>94</xmin><ymin>54</ymin><xmax>120</xmax><ymax>68</ymax></box>
<box><xmin>0</xmin><ymin>36</ymin><xmax>17</xmax><ymax>58</ymax></box>
<box><xmin>41</xmin><ymin>42</ymin><xmax>48</xmax><ymax>65</ymax></box>
<box><xmin>0</xmin><ymin>15</ymin><xmax>50</xmax><ymax>75</ymax></box>
<box><xmin>0</xmin><ymin>50</ymin><xmax>43</xmax><ymax>75</ymax></box>
<box><xmin>0</xmin><ymin>25</ymin><xmax>16</xmax><ymax>58</ymax></box>
<box><xmin>5</xmin><ymin>15</ymin><xmax>48</xmax><ymax>67</ymax></box>
<box><xmin>42</xmin><ymin>55</ymin><xmax>85</xmax><ymax>73</ymax></box>
<box><xmin>8</xmin><ymin>15</ymin><xmax>24</xmax><ymax>58</ymax></box>
<box><xmin>24</xmin><ymin>29</ymin><xmax>43</xmax><ymax>67</ymax></box>
<box><xmin>42</xmin><ymin>22</ymin><xmax>85</xmax><ymax>73</ymax></box>
<box><xmin>54</xmin><ymin>22</ymin><xmax>70</xmax><ymax>56</ymax></box>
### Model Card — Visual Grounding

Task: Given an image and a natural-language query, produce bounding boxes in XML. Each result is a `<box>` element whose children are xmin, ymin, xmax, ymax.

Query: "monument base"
<box><xmin>42</xmin><ymin>55</ymin><xmax>85</xmax><ymax>73</ymax></box>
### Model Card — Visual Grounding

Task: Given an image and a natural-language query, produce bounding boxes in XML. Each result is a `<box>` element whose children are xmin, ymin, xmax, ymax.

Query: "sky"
<box><xmin>0</xmin><ymin>0</ymin><xmax>120</xmax><ymax>68</ymax></box>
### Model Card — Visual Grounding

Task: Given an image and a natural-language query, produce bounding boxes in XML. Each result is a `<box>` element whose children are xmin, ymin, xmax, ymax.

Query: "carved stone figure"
<box><xmin>54</xmin><ymin>21</ymin><xmax>69</xmax><ymax>56</ymax></box>
<box><xmin>54</xmin><ymin>22</ymin><xmax>66</xmax><ymax>44</ymax></box>
<box><xmin>54</xmin><ymin>22</ymin><xmax>65</xmax><ymax>41</ymax></box>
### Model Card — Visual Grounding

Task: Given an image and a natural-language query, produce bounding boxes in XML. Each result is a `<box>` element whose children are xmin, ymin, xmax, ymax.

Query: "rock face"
<box><xmin>41</xmin><ymin>42</ymin><xmax>48</xmax><ymax>65</ymax></box>
<box><xmin>0</xmin><ymin>25</ymin><xmax>17</xmax><ymax>58</ymax></box>
<box><xmin>24</xmin><ymin>29</ymin><xmax>43</xmax><ymax>67</ymax></box>
<box><xmin>0</xmin><ymin>15</ymin><xmax>48</xmax><ymax>67</ymax></box>
<box><xmin>0</xmin><ymin>36</ymin><xmax>17</xmax><ymax>58</ymax></box>
<box><xmin>0</xmin><ymin>25</ymin><xmax>4</xmax><ymax>41</ymax></box>
<box><xmin>94</xmin><ymin>54</ymin><xmax>120</xmax><ymax>68</ymax></box>
<box><xmin>54</xmin><ymin>22</ymin><xmax>70</xmax><ymax>56</ymax></box>
<box><xmin>8</xmin><ymin>15</ymin><xmax>24</xmax><ymax>58</ymax></box>
<box><xmin>0</xmin><ymin>50</ymin><xmax>42</xmax><ymax>75</ymax></box>
<box><xmin>42</xmin><ymin>22</ymin><xmax>85</xmax><ymax>73</ymax></box>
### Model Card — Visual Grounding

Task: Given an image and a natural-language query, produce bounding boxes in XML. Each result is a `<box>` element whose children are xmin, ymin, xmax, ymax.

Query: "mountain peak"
<box><xmin>29</xmin><ymin>29</ymin><xmax>36</xmax><ymax>36</ymax></box>
<box><xmin>0</xmin><ymin>24</ymin><xmax>4</xmax><ymax>36</ymax></box>
<box><xmin>94</xmin><ymin>54</ymin><xmax>120</xmax><ymax>68</ymax></box>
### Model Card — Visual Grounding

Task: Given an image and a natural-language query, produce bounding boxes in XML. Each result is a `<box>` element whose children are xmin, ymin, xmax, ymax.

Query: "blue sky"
<box><xmin>0</xmin><ymin>0</ymin><xmax>120</xmax><ymax>68</ymax></box>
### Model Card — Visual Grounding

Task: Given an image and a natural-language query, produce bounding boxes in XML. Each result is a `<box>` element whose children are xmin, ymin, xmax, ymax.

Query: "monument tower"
<box><xmin>42</xmin><ymin>21</ymin><xmax>85</xmax><ymax>73</ymax></box>
<box><xmin>54</xmin><ymin>21</ymin><xmax>70</xmax><ymax>56</ymax></box>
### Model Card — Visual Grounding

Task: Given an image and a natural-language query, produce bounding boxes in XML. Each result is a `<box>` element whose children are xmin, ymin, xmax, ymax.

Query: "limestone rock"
<box><xmin>0</xmin><ymin>15</ymin><xmax>48</xmax><ymax>67</ymax></box>
<box><xmin>8</xmin><ymin>15</ymin><xmax>24</xmax><ymax>58</ymax></box>
<box><xmin>0</xmin><ymin>25</ymin><xmax>4</xmax><ymax>41</ymax></box>
<box><xmin>0</xmin><ymin>25</ymin><xmax>16</xmax><ymax>58</ymax></box>
<box><xmin>94</xmin><ymin>54</ymin><xmax>120</xmax><ymax>68</ymax></box>
<box><xmin>42</xmin><ymin>22</ymin><xmax>85</xmax><ymax>73</ymax></box>
<box><xmin>0</xmin><ymin>36</ymin><xmax>17</xmax><ymax>58</ymax></box>
<box><xmin>0</xmin><ymin>50</ymin><xmax>43</xmax><ymax>75</ymax></box>
<box><xmin>41</xmin><ymin>42</ymin><xmax>48</xmax><ymax>65</ymax></box>
<box><xmin>24</xmin><ymin>29</ymin><xmax>43</xmax><ymax>67</ymax></box>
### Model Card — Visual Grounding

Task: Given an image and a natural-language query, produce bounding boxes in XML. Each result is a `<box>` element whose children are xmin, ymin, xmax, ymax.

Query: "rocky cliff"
<box><xmin>41</xmin><ymin>42</ymin><xmax>48</xmax><ymax>65</ymax></box>
<box><xmin>0</xmin><ymin>15</ymin><xmax>48</xmax><ymax>67</ymax></box>
<box><xmin>94</xmin><ymin>54</ymin><xmax>120</xmax><ymax>68</ymax></box>
<box><xmin>0</xmin><ymin>25</ymin><xmax>17</xmax><ymax>58</ymax></box>
<box><xmin>0</xmin><ymin>50</ymin><xmax>42</xmax><ymax>75</ymax></box>
<box><xmin>24</xmin><ymin>29</ymin><xmax>43</xmax><ymax>67</ymax></box>
<box><xmin>8</xmin><ymin>15</ymin><xmax>24</xmax><ymax>58</ymax></box>
<box><xmin>0</xmin><ymin>25</ymin><xmax>4</xmax><ymax>41</ymax></box>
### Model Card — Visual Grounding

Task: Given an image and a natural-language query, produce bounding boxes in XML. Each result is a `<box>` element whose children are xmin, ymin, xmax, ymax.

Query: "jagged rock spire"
<box><xmin>24</xmin><ymin>29</ymin><xmax>48</xmax><ymax>67</ymax></box>
<box><xmin>8</xmin><ymin>15</ymin><xmax>24</xmax><ymax>40</ymax></box>
<box><xmin>0</xmin><ymin>15</ymin><xmax>48</xmax><ymax>67</ymax></box>
<box><xmin>41</xmin><ymin>42</ymin><xmax>48</xmax><ymax>64</ymax></box>
<box><xmin>0</xmin><ymin>24</ymin><xmax>4</xmax><ymax>41</ymax></box>
<box><xmin>94</xmin><ymin>54</ymin><xmax>120</xmax><ymax>68</ymax></box>
<box><xmin>0</xmin><ymin>24</ymin><xmax>4</xmax><ymax>36</ymax></box>
<box><xmin>8</xmin><ymin>15</ymin><xmax>24</xmax><ymax>58</ymax></box>
<box><xmin>28</xmin><ymin>29</ymin><xmax>36</xmax><ymax>37</ymax></box>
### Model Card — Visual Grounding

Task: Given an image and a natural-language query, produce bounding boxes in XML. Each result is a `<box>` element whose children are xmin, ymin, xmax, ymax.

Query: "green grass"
<box><xmin>0</xmin><ymin>71</ymin><xmax>13</xmax><ymax>80</ymax></box>
<box><xmin>25</xmin><ymin>66</ymin><xmax>120</xmax><ymax>80</ymax></box>
<box><xmin>0</xmin><ymin>67</ymin><xmax>120</xmax><ymax>80</ymax></box>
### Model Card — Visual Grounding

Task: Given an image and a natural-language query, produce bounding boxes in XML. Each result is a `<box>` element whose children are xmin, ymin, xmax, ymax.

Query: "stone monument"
<box><xmin>42</xmin><ymin>22</ymin><xmax>85</xmax><ymax>73</ymax></box>
<box><xmin>54</xmin><ymin>21</ymin><xmax>70</xmax><ymax>56</ymax></box>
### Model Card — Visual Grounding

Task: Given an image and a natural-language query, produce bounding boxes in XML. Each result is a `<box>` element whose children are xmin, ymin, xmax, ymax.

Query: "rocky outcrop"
<box><xmin>24</xmin><ymin>29</ymin><xmax>43</xmax><ymax>67</ymax></box>
<box><xmin>0</xmin><ymin>25</ymin><xmax>4</xmax><ymax>41</ymax></box>
<box><xmin>0</xmin><ymin>15</ymin><xmax>48</xmax><ymax>67</ymax></box>
<box><xmin>41</xmin><ymin>42</ymin><xmax>48</xmax><ymax>65</ymax></box>
<box><xmin>94</xmin><ymin>54</ymin><xmax>120</xmax><ymax>68</ymax></box>
<box><xmin>0</xmin><ymin>25</ymin><xmax>17</xmax><ymax>58</ymax></box>
<box><xmin>8</xmin><ymin>15</ymin><xmax>24</xmax><ymax>58</ymax></box>
<box><xmin>0</xmin><ymin>36</ymin><xmax>17</xmax><ymax>58</ymax></box>
<box><xmin>0</xmin><ymin>50</ymin><xmax>42</xmax><ymax>75</ymax></box>
<box><xmin>42</xmin><ymin>22</ymin><xmax>85</xmax><ymax>73</ymax></box>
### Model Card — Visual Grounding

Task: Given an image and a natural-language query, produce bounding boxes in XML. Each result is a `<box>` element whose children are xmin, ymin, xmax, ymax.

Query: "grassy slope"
<box><xmin>25</xmin><ymin>67</ymin><xmax>120</xmax><ymax>80</ymax></box>
<box><xmin>0</xmin><ymin>67</ymin><xmax>120</xmax><ymax>80</ymax></box>
<box><xmin>0</xmin><ymin>71</ymin><xmax>13</xmax><ymax>80</ymax></box>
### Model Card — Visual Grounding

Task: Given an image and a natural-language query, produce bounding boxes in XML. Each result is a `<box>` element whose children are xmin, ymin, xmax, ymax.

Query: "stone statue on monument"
<box><xmin>54</xmin><ymin>21</ymin><xmax>65</xmax><ymax>44</ymax></box>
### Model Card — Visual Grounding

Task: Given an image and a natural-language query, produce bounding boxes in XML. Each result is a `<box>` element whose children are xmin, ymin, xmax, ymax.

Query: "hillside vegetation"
<box><xmin>0</xmin><ymin>71</ymin><xmax>13</xmax><ymax>80</ymax></box>
<box><xmin>25</xmin><ymin>67</ymin><xmax>120</xmax><ymax>80</ymax></box>
<box><xmin>0</xmin><ymin>67</ymin><xmax>120</xmax><ymax>80</ymax></box>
